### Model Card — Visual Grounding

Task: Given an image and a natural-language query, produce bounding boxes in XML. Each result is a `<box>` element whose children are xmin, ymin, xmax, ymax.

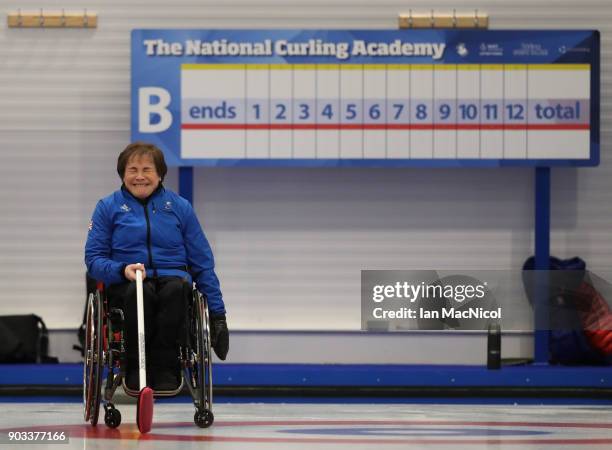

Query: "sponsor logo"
<box><xmin>479</xmin><ymin>42</ymin><xmax>504</xmax><ymax>57</ymax></box>
<box><xmin>513</xmin><ymin>43</ymin><xmax>549</xmax><ymax>57</ymax></box>
<box><xmin>559</xmin><ymin>45</ymin><xmax>590</xmax><ymax>54</ymax></box>
<box><xmin>456</xmin><ymin>43</ymin><xmax>468</xmax><ymax>57</ymax></box>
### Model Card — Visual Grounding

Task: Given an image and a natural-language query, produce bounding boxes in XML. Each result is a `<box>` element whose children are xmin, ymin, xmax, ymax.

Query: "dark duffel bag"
<box><xmin>0</xmin><ymin>314</ymin><xmax>58</xmax><ymax>363</ymax></box>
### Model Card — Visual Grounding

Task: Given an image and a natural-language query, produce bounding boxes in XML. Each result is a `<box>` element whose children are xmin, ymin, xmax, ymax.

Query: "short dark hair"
<box><xmin>117</xmin><ymin>142</ymin><xmax>168</xmax><ymax>181</ymax></box>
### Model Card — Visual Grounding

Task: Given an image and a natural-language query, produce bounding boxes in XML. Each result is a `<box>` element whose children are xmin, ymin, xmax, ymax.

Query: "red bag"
<box><xmin>576</xmin><ymin>282</ymin><xmax>612</xmax><ymax>355</ymax></box>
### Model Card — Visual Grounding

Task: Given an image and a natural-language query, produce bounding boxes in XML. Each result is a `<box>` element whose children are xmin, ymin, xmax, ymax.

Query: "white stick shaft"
<box><xmin>136</xmin><ymin>269</ymin><xmax>147</xmax><ymax>389</ymax></box>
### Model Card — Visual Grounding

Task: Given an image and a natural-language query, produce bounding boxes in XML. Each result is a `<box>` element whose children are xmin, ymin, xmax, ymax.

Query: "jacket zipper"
<box><xmin>143</xmin><ymin>203</ymin><xmax>154</xmax><ymax>275</ymax></box>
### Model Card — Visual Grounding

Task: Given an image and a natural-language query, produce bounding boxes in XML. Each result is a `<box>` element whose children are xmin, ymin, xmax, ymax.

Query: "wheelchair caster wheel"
<box><xmin>104</xmin><ymin>408</ymin><xmax>121</xmax><ymax>428</ymax></box>
<box><xmin>194</xmin><ymin>409</ymin><xmax>214</xmax><ymax>428</ymax></box>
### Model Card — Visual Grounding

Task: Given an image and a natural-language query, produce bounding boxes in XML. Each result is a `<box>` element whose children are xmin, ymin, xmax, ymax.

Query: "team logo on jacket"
<box><xmin>164</xmin><ymin>201</ymin><xmax>172</xmax><ymax>211</ymax></box>
<box><xmin>120</xmin><ymin>203</ymin><xmax>131</xmax><ymax>212</ymax></box>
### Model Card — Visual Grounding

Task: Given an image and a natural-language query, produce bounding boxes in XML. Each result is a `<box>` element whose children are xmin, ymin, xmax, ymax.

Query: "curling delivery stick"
<box><xmin>135</xmin><ymin>268</ymin><xmax>153</xmax><ymax>433</ymax></box>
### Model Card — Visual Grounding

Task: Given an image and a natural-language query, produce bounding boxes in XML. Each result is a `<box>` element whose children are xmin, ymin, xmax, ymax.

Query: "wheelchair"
<box><xmin>83</xmin><ymin>280</ymin><xmax>214</xmax><ymax>429</ymax></box>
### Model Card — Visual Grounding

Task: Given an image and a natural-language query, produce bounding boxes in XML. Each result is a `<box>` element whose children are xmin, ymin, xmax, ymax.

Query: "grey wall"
<box><xmin>1</xmin><ymin>0</ymin><xmax>610</xmax><ymax>363</ymax></box>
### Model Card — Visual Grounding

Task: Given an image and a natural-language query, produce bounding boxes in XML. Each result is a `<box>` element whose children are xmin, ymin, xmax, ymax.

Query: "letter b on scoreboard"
<box><xmin>138</xmin><ymin>87</ymin><xmax>173</xmax><ymax>133</ymax></box>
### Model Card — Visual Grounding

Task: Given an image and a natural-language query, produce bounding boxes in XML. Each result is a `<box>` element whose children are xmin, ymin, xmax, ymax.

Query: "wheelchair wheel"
<box><xmin>194</xmin><ymin>409</ymin><xmax>214</xmax><ymax>428</ymax></box>
<box><xmin>104</xmin><ymin>404</ymin><xmax>121</xmax><ymax>428</ymax></box>
<box><xmin>83</xmin><ymin>291</ymin><xmax>104</xmax><ymax>426</ymax></box>
<box><xmin>193</xmin><ymin>292</ymin><xmax>213</xmax><ymax>427</ymax></box>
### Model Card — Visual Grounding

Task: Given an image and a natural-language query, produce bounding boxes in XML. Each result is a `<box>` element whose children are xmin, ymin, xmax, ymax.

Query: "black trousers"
<box><xmin>107</xmin><ymin>276</ymin><xmax>186</xmax><ymax>371</ymax></box>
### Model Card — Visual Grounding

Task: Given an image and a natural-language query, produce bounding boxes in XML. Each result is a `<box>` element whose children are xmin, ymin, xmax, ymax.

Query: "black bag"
<box><xmin>0</xmin><ymin>314</ymin><xmax>58</xmax><ymax>363</ymax></box>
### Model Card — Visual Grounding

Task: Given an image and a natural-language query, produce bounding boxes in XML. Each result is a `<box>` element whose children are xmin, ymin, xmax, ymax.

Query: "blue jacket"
<box><xmin>84</xmin><ymin>186</ymin><xmax>225</xmax><ymax>315</ymax></box>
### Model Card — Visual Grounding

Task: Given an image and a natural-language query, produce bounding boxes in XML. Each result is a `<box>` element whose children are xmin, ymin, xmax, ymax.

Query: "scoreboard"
<box><xmin>131</xmin><ymin>29</ymin><xmax>599</xmax><ymax>167</ymax></box>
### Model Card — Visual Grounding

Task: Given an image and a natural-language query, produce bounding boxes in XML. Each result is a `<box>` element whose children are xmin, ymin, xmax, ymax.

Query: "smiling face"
<box><xmin>122</xmin><ymin>153</ymin><xmax>160</xmax><ymax>200</ymax></box>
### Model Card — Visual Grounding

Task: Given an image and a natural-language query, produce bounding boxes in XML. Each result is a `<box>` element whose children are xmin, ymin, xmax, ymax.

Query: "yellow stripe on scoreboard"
<box><xmin>182</xmin><ymin>63</ymin><xmax>590</xmax><ymax>71</ymax></box>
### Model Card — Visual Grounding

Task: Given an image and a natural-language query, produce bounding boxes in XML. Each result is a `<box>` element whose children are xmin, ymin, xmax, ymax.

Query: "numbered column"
<box><xmin>363</xmin><ymin>66</ymin><xmax>387</xmax><ymax>158</ymax></box>
<box><xmin>410</xmin><ymin>65</ymin><xmax>433</xmax><ymax>158</ymax></box>
<box><xmin>433</xmin><ymin>65</ymin><xmax>456</xmax><ymax>159</ymax></box>
<box><xmin>386</xmin><ymin>65</ymin><xmax>410</xmax><ymax>158</ymax></box>
<box><xmin>246</xmin><ymin>65</ymin><xmax>270</xmax><ymax>158</ymax></box>
<box><xmin>340</xmin><ymin>65</ymin><xmax>363</xmax><ymax>158</ymax></box>
<box><xmin>269</xmin><ymin>65</ymin><xmax>293</xmax><ymax>158</ymax></box>
<box><xmin>457</xmin><ymin>65</ymin><xmax>480</xmax><ymax>158</ymax></box>
<box><xmin>293</xmin><ymin>65</ymin><xmax>316</xmax><ymax>158</ymax></box>
<box><xmin>480</xmin><ymin>65</ymin><xmax>504</xmax><ymax>158</ymax></box>
<box><xmin>504</xmin><ymin>65</ymin><xmax>527</xmax><ymax>159</ymax></box>
<box><xmin>316</xmin><ymin>65</ymin><xmax>340</xmax><ymax>158</ymax></box>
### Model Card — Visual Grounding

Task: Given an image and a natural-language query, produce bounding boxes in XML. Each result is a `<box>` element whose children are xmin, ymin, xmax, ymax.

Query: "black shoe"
<box><xmin>153</xmin><ymin>368</ymin><xmax>180</xmax><ymax>391</ymax></box>
<box><xmin>125</xmin><ymin>369</ymin><xmax>140</xmax><ymax>391</ymax></box>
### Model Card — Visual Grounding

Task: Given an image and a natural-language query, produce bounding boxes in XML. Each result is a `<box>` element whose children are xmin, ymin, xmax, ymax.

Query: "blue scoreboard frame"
<box><xmin>131</xmin><ymin>29</ymin><xmax>600</xmax><ymax>168</ymax></box>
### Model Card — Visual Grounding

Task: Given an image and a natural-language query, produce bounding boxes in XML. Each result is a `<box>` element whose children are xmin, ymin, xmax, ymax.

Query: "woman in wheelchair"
<box><xmin>85</xmin><ymin>141</ymin><xmax>229</xmax><ymax>392</ymax></box>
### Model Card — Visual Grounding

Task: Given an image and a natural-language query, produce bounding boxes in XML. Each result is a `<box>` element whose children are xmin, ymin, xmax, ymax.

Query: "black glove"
<box><xmin>210</xmin><ymin>315</ymin><xmax>229</xmax><ymax>360</ymax></box>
